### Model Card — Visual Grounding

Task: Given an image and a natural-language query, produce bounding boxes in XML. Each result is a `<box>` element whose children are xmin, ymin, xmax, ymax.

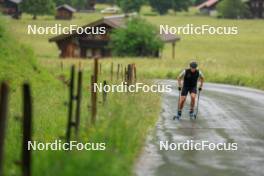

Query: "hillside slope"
<box><xmin>0</xmin><ymin>17</ymin><xmax>68</xmax><ymax>175</ymax></box>
<box><xmin>0</xmin><ymin>16</ymin><xmax>160</xmax><ymax>176</ymax></box>
<box><xmin>0</xmin><ymin>17</ymin><xmax>61</xmax><ymax>87</ymax></box>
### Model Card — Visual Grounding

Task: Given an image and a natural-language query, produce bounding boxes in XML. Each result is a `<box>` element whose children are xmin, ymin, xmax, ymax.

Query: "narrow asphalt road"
<box><xmin>135</xmin><ymin>80</ymin><xmax>264</xmax><ymax>176</ymax></box>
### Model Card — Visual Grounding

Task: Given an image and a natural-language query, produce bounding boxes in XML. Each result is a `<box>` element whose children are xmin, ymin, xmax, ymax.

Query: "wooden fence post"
<box><xmin>121</xmin><ymin>64</ymin><xmax>124</xmax><ymax>82</ymax></box>
<box><xmin>75</xmin><ymin>70</ymin><xmax>82</xmax><ymax>137</ymax></box>
<box><xmin>117</xmin><ymin>64</ymin><xmax>120</xmax><ymax>80</ymax></box>
<box><xmin>91</xmin><ymin>57</ymin><xmax>99</xmax><ymax>125</ymax></box>
<box><xmin>110</xmin><ymin>62</ymin><xmax>113</xmax><ymax>81</ymax></box>
<box><xmin>124</xmin><ymin>67</ymin><xmax>127</xmax><ymax>83</ymax></box>
<box><xmin>130</xmin><ymin>64</ymin><xmax>133</xmax><ymax>84</ymax></box>
<box><xmin>94</xmin><ymin>58</ymin><xmax>98</xmax><ymax>83</ymax></box>
<box><xmin>22</xmin><ymin>83</ymin><xmax>32</xmax><ymax>176</ymax></box>
<box><xmin>91</xmin><ymin>75</ymin><xmax>97</xmax><ymax>124</ymax></box>
<box><xmin>0</xmin><ymin>82</ymin><xmax>8</xmax><ymax>176</ymax></box>
<box><xmin>127</xmin><ymin>64</ymin><xmax>132</xmax><ymax>86</ymax></box>
<box><xmin>66</xmin><ymin>66</ymin><xmax>75</xmax><ymax>143</ymax></box>
<box><xmin>102</xmin><ymin>81</ymin><xmax>107</xmax><ymax>105</ymax></box>
<box><xmin>133</xmin><ymin>64</ymin><xmax>137</xmax><ymax>83</ymax></box>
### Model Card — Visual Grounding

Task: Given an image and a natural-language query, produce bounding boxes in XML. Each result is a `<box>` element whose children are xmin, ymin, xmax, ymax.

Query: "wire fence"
<box><xmin>0</xmin><ymin>58</ymin><xmax>138</xmax><ymax>176</ymax></box>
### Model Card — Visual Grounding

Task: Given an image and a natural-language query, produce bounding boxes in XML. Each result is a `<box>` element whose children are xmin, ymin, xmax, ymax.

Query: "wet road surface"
<box><xmin>135</xmin><ymin>80</ymin><xmax>264</xmax><ymax>176</ymax></box>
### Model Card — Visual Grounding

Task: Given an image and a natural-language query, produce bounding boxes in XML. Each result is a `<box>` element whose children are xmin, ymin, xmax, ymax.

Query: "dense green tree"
<box><xmin>74</xmin><ymin>0</ymin><xmax>86</xmax><ymax>10</ymax></box>
<box><xmin>54</xmin><ymin>0</ymin><xmax>66</xmax><ymax>6</ymax></box>
<box><xmin>64</xmin><ymin>0</ymin><xmax>73</xmax><ymax>5</ymax></box>
<box><xmin>172</xmin><ymin>0</ymin><xmax>192</xmax><ymax>12</ymax></box>
<box><xmin>96</xmin><ymin>0</ymin><xmax>114</xmax><ymax>4</ymax></box>
<box><xmin>194</xmin><ymin>0</ymin><xmax>206</xmax><ymax>6</ymax></box>
<box><xmin>110</xmin><ymin>18</ymin><xmax>164</xmax><ymax>57</ymax></box>
<box><xmin>22</xmin><ymin>0</ymin><xmax>55</xmax><ymax>19</ymax></box>
<box><xmin>148</xmin><ymin>0</ymin><xmax>192</xmax><ymax>14</ymax></box>
<box><xmin>116</xmin><ymin>0</ymin><xmax>144</xmax><ymax>13</ymax></box>
<box><xmin>217</xmin><ymin>0</ymin><xmax>250</xmax><ymax>19</ymax></box>
<box><xmin>54</xmin><ymin>0</ymin><xmax>76</xmax><ymax>6</ymax></box>
<box><xmin>148</xmin><ymin>0</ymin><xmax>171</xmax><ymax>15</ymax></box>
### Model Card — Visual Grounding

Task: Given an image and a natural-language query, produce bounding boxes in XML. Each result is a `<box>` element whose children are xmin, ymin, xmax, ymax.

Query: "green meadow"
<box><xmin>0</xmin><ymin>4</ymin><xmax>264</xmax><ymax>176</ymax></box>
<box><xmin>7</xmin><ymin>6</ymin><xmax>264</xmax><ymax>89</ymax></box>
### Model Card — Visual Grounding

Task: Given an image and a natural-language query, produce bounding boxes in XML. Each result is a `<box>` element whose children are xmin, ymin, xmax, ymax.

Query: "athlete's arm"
<box><xmin>177</xmin><ymin>70</ymin><xmax>185</xmax><ymax>88</ymax></box>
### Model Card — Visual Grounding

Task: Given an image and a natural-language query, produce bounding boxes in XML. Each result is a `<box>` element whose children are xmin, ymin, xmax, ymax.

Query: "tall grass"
<box><xmin>0</xmin><ymin>16</ymin><xmax>160</xmax><ymax>176</ymax></box>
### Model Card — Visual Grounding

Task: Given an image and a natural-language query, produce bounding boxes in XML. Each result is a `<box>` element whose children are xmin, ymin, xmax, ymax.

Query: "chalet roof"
<box><xmin>56</xmin><ymin>4</ymin><xmax>76</xmax><ymax>12</ymax></box>
<box><xmin>49</xmin><ymin>16</ymin><xmax>122</xmax><ymax>42</ymax></box>
<box><xmin>197</xmin><ymin>0</ymin><xmax>218</xmax><ymax>9</ymax></box>
<box><xmin>104</xmin><ymin>15</ymin><xmax>127</xmax><ymax>28</ymax></box>
<box><xmin>160</xmin><ymin>31</ymin><xmax>180</xmax><ymax>43</ymax></box>
<box><xmin>49</xmin><ymin>15</ymin><xmax>180</xmax><ymax>43</ymax></box>
<box><xmin>8</xmin><ymin>0</ymin><xmax>22</xmax><ymax>3</ymax></box>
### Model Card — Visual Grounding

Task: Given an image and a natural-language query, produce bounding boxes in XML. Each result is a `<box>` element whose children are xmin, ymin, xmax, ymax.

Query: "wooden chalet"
<box><xmin>198</xmin><ymin>0</ymin><xmax>264</xmax><ymax>18</ymax></box>
<box><xmin>56</xmin><ymin>4</ymin><xmax>76</xmax><ymax>20</ymax></box>
<box><xmin>197</xmin><ymin>0</ymin><xmax>219</xmax><ymax>15</ymax></box>
<box><xmin>0</xmin><ymin>0</ymin><xmax>22</xmax><ymax>18</ymax></box>
<box><xmin>49</xmin><ymin>15</ymin><xmax>180</xmax><ymax>59</ymax></box>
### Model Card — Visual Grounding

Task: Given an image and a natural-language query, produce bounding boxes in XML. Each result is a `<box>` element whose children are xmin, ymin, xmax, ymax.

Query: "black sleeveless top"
<box><xmin>183</xmin><ymin>69</ymin><xmax>200</xmax><ymax>87</ymax></box>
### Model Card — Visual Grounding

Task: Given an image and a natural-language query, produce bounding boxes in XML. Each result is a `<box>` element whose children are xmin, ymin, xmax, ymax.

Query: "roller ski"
<box><xmin>189</xmin><ymin>110</ymin><xmax>197</xmax><ymax>120</ymax></box>
<box><xmin>173</xmin><ymin>111</ymin><xmax>182</xmax><ymax>120</ymax></box>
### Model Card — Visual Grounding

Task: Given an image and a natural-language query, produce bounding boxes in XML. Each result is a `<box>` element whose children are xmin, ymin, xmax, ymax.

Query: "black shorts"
<box><xmin>181</xmin><ymin>87</ymin><xmax>197</xmax><ymax>96</ymax></box>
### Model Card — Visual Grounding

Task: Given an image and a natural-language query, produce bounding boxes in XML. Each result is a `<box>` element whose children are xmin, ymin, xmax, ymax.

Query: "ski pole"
<box><xmin>195</xmin><ymin>90</ymin><xmax>201</xmax><ymax>119</ymax></box>
<box><xmin>177</xmin><ymin>89</ymin><xmax>181</xmax><ymax>112</ymax></box>
<box><xmin>173</xmin><ymin>87</ymin><xmax>181</xmax><ymax>120</ymax></box>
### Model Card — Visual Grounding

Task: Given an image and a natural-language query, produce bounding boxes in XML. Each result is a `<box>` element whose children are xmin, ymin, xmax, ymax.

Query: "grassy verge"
<box><xmin>41</xmin><ymin>57</ymin><xmax>264</xmax><ymax>90</ymax></box>
<box><xmin>0</xmin><ymin>17</ymin><xmax>160</xmax><ymax>176</ymax></box>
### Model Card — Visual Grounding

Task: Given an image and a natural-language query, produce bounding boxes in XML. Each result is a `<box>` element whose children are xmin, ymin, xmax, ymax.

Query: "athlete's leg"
<box><xmin>179</xmin><ymin>96</ymin><xmax>187</xmax><ymax>111</ymax></box>
<box><xmin>176</xmin><ymin>87</ymin><xmax>188</xmax><ymax>118</ymax></box>
<box><xmin>190</xmin><ymin>87</ymin><xmax>197</xmax><ymax>112</ymax></box>
<box><xmin>175</xmin><ymin>96</ymin><xmax>186</xmax><ymax>118</ymax></box>
<box><xmin>179</xmin><ymin>87</ymin><xmax>188</xmax><ymax>111</ymax></box>
<box><xmin>190</xmin><ymin>93</ymin><xmax>196</xmax><ymax>111</ymax></box>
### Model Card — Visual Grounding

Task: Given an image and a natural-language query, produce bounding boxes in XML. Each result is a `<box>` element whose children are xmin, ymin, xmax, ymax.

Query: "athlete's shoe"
<box><xmin>189</xmin><ymin>110</ymin><xmax>195</xmax><ymax>119</ymax></box>
<box><xmin>173</xmin><ymin>111</ymin><xmax>182</xmax><ymax>120</ymax></box>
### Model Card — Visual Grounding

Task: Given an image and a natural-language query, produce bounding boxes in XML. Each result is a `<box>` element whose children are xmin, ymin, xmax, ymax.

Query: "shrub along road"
<box><xmin>135</xmin><ymin>80</ymin><xmax>264</xmax><ymax>176</ymax></box>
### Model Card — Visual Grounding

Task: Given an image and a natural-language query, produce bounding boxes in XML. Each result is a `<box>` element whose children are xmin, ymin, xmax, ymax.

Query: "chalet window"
<box><xmin>74</xmin><ymin>48</ymin><xmax>80</xmax><ymax>57</ymax></box>
<box><xmin>94</xmin><ymin>49</ymin><xmax>102</xmax><ymax>57</ymax></box>
<box><xmin>87</xmin><ymin>49</ymin><xmax>92</xmax><ymax>58</ymax></box>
